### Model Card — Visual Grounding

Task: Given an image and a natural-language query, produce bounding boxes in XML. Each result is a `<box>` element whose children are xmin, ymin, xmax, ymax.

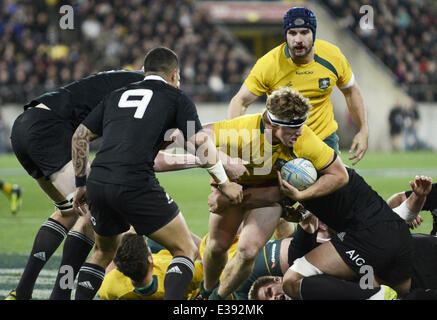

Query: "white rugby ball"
<box><xmin>280</xmin><ymin>158</ymin><xmax>317</xmax><ymax>190</ymax></box>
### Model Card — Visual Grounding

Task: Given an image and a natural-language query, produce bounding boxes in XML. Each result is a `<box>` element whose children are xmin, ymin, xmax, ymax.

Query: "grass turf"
<box><xmin>0</xmin><ymin>150</ymin><xmax>436</xmax><ymax>254</ymax></box>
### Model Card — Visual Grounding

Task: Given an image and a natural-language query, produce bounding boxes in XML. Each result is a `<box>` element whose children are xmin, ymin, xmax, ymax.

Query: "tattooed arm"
<box><xmin>71</xmin><ymin>124</ymin><xmax>100</xmax><ymax>216</ymax></box>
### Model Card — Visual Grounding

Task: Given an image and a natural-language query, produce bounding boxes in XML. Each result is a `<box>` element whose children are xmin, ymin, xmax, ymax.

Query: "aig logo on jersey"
<box><xmin>318</xmin><ymin>77</ymin><xmax>330</xmax><ymax>90</ymax></box>
<box><xmin>345</xmin><ymin>249</ymin><xmax>366</xmax><ymax>267</ymax></box>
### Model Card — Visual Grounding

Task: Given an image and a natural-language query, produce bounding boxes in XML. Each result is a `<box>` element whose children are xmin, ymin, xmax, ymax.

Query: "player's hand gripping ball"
<box><xmin>280</xmin><ymin>158</ymin><xmax>317</xmax><ymax>190</ymax></box>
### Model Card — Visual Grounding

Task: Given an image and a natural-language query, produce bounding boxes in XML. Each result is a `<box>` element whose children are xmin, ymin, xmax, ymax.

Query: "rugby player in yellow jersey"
<box><xmin>227</xmin><ymin>7</ymin><xmax>368</xmax><ymax>165</ymax></box>
<box><xmin>197</xmin><ymin>87</ymin><xmax>349</xmax><ymax>300</ymax></box>
<box><xmin>99</xmin><ymin>233</ymin><xmax>204</xmax><ymax>300</ymax></box>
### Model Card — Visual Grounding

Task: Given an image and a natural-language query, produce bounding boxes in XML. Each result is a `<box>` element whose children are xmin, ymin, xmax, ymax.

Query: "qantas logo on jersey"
<box><xmin>296</xmin><ymin>71</ymin><xmax>314</xmax><ymax>75</ymax></box>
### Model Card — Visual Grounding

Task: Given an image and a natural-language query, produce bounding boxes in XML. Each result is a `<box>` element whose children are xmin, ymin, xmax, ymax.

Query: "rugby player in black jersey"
<box><xmin>206</xmin><ymin>169</ymin><xmax>432</xmax><ymax>299</ymax></box>
<box><xmin>278</xmin><ymin>170</ymin><xmax>431</xmax><ymax>299</ymax></box>
<box><xmin>7</xmin><ymin>70</ymin><xmax>144</xmax><ymax>300</ymax></box>
<box><xmin>71</xmin><ymin>47</ymin><xmax>243</xmax><ymax>300</ymax></box>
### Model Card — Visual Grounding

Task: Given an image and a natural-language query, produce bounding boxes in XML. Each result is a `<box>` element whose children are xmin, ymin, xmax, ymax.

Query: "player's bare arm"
<box><xmin>153</xmin><ymin>151</ymin><xmax>201</xmax><ymax>172</ymax></box>
<box><xmin>155</xmin><ymin>124</ymin><xmax>248</xmax><ymax>180</ymax></box>
<box><xmin>202</xmin><ymin>123</ymin><xmax>249</xmax><ymax>181</ymax></box>
<box><xmin>188</xmin><ymin>130</ymin><xmax>244</xmax><ymax>204</ymax></box>
<box><xmin>227</xmin><ymin>83</ymin><xmax>259</xmax><ymax>119</ymax></box>
<box><xmin>340</xmin><ymin>82</ymin><xmax>369</xmax><ymax>165</ymax></box>
<box><xmin>393</xmin><ymin>176</ymin><xmax>432</xmax><ymax>223</ymax></box>
<box><xmin>278</xmin><ymin>154</ymin><xmax>349</xmax><ymax>202</ymax></box>
<box><xmin>72</xmin><ymin>124</ymin><xmax>99</xmax><ymax>178</ymax></box>
<box><xmin>71</xmin><ymin>124</ymin><xmax>99</xmax><ymax>215</ymax></box>
<box><xmin>208</xmin><ymin>185</ymin><xmax>282</xmax><ymax>213</ymax></box>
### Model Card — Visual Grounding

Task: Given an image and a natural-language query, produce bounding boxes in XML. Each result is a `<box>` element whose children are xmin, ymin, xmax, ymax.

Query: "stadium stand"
<box><xmin>323</xmin><ymin>0</ymin><xmax>437</xmax><ymax>102</ymax></box>
<box><xmin>0</xmin><ymin>0</ymin><xmax>255</xmax><ymax>104</ymax></box>
<box><xmin>2</xmin><ymin>0</ymin><xmax>435</xmax><ymax>104</ymax></box>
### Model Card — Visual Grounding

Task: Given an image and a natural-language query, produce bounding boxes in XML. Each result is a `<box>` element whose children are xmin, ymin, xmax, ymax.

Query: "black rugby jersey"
<box><xmin>83</xmin><ymin>76</ymin><xmax>203</xmax><ymax>187</ymax></box>
<box><xmin>25</xmin><ymin>70</ymin><xmax>144</xmax><ymax>128</ymax></box>
<box><xmin>301</xmin><ymin>167</ymin><xmax>403</xmax><ymax>232</ymax></box>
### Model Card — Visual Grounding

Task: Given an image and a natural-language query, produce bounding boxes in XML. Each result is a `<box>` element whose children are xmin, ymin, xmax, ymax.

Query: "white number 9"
<box><xmin>118</xmin><ymin>89</ymin><xmax>153</xmax><ymax>119</ymax></box>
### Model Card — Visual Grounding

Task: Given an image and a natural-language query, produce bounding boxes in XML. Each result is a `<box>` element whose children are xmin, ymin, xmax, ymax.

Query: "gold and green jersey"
<box><xmin>245</xmin><ymin>40</ymin><xmax>354</xmax><ymax>140</ymax></box>
<box><xmin>213</xmin><ymin>113</ymin><xmax>334</xmax><ymax>186</ymax></box>
<box><xmin>98</xmin><ymin>249</ymin><xmax>204</xmax><ymax>300</ymax></box>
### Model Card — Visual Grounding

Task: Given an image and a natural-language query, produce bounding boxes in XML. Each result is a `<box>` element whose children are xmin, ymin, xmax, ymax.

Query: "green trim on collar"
<box><xmin>284</xmin><ymin>44</ymin><xmax>291</xmax><ymax>59</ymax></box>
<box><xmin>260</xmin><ymin>117</ymin><xmax>265</xmax><ymax>134</ymax></box>
<box><xmin>133</xmin><ymin>275</ymin><xmax>158</xmax><ymax>296</ymax></box>
<box><xmin>314</xmin><ymin>54</ymin><xmax>338</xmax><ymax>78</ymax></box>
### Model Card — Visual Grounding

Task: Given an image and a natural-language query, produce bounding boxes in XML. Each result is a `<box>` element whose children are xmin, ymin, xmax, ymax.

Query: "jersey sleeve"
<box><xmin>81</xmin><ymin>98</ymin><xmax>105</xmax><ymax>136</ymax></box>
<box><xmin>244</xmin><ymin>58</ymin><xmax>271</xmax><ymax>96</ymax></box>
<box><xmin>213</xmin><ymin>117</ymin><xmax>243</xmax><ymax>148</ymax></box>
<box><xmin>336</xmin><ymin>51</ymin><xmax>354</xmax><ymax>89</ymax></box>
<box><xmin>295</xmin><ymin>126</ymin><xmax>334</xmax><ymax>171</ymax></box>
<box><xmin>176</xmin><ymin>93</ymin><xmax>203</xmax><ymax>140</ymax></box>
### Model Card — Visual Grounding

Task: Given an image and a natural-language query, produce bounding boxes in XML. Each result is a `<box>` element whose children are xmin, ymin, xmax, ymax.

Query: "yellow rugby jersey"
<box><xmin>98</xmin><ymin>249</ymin><xmax>203</xmax><ymax>300</ymax></box>
<box><xmin>245</xmin><ymin>40</ymin><xmax>353</xmax><ymax>140</ymax></box>
<box><xmin>213</xmin><ymin>113</ymin><xmax>334</xmax><ymax>186</ymax></box>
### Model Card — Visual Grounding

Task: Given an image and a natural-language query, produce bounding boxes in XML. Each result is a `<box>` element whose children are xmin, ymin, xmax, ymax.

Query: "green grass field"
<box><xmin>0</xmin><ymin>150</ymin><xmax>436</xmax><ymax>299</ymax></box>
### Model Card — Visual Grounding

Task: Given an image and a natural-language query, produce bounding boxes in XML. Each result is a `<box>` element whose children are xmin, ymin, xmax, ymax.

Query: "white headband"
<box><xmin>267</xmin><ymin>111</ymin><xmax>308</xmax><ymax>127</ymax></box>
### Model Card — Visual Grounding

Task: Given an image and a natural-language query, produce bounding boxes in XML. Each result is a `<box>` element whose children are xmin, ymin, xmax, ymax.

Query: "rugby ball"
<box><xmin>280</xmin><ymin>158</ymin><xmax>317</xmax><ymax>190</ymax></box>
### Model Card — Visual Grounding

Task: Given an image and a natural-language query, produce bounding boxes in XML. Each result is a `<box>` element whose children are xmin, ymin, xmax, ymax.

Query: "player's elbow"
<box><xmin>337</xmin><ymin>169</ymin><xmax>349</xmax><ymax>189</ymax></box>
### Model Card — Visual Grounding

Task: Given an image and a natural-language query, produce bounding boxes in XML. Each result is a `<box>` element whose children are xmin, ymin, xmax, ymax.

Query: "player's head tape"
<box><xmin>267</xmin><ymin>111</ymin><xmax>307</xmax><ymax>128</ymax></box>
<box><xmin>283</xmin><ymin>7</ymin><xmax>317</xmax><ymax>42</ymax></box>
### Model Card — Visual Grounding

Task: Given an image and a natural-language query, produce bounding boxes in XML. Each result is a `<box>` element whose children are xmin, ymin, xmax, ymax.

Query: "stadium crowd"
<box><xmin>324</xmin><ymin>0</ymin><xmax>437</xmax><ymax>102</ymax></box>
<box><xmin>0</xmin><ymin>0</ymin><xmax>254</xmax><ymax>105</ymax></box>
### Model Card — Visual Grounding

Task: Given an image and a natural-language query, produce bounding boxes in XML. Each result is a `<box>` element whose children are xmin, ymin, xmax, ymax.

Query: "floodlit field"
<box><xmin>0</xmin><ymin>150</ymin><xmax>436</xmax><ymax>299</ymax></box>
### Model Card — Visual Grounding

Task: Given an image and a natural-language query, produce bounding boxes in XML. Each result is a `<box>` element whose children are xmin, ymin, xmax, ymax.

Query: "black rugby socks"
<box><xmin>49</xmin><ymin>231</ymin><xmax>95</xmax><ymax>300</ymax></box>
<box><xmin>164</xmin><ymin>256</ymin><xmax>195</xmax><ymax>300</ymax></box>
<box><xmin>15</xmin><ymin>218</ymin><xmax>67</xmax><ymax>300</ymax></box>
<box><xmin>74</xmin><ymin>262</ymin><xmax>106</xmax><ymax>300</ymax></box>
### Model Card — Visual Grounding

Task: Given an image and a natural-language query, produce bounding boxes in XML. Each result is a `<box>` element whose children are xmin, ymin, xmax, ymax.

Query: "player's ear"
<box><xmin>170</xmin><ymin>68</ymin><xmax>179</xmax><ymax>87</ymax></box>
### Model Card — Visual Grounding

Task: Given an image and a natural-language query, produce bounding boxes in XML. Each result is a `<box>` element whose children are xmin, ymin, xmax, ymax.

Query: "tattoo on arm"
<box><xmin>72</xmin><ymin>124</ymin><xmax>99</xmax><ymax>177</ymax></box>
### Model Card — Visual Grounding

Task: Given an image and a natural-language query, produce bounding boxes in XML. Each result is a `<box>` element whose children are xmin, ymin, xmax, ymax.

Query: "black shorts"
<box><xmin>87</xmin><ymin>179</ymin><xmax>180</xmax><ymax>236</ymax></box>
<box><xmin>11</xmin><ymin>108</ymin><xmax>75</xmax><ymax>179</ymax></box>
<box><xmin>331</xmin><ymin>220</ymin><xmax>413</xmax><ymax>286</ymax></box>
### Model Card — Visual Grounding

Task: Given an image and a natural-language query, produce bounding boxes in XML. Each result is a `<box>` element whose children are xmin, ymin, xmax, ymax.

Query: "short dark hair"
<box><xmin>248</xmin><ymin>276</ymin><xmax>277</xmax><ymax>300</ymax></box>
<box><xmin>114</xmin><ymin>233</ymin><xmax>151</xmax><ymax>283</ymax></box>
<box><xmin>143</xmin><ymin>47</ymin><xmax>179</xmax><ymax>76</ymax></box>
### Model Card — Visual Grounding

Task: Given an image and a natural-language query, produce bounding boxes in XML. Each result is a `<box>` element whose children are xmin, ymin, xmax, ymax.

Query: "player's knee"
<box><xmin>71</xmin><ymin>215</ymin><xmax>95</xmax><ymax>239</ymax></box>
<box><xmin>176</xmin><ymin>238</ymin><xmax>198</xmax><ymax>261</ymax></box>
<box><xmin>51</xmin><ymin>209</ymin><xmax>78</xmax><ymax>229</ymax></box>
<box><xmin>207</xmin><ymin>237</ymin><xmax>231</xmax><ymax>258</ymax></box>
<box><xmin>237</xmin><ymin>243</ymin><xmax>260</xmax><ymax>263</ymax></box>
<box><xmin>165</xmin><ymin>235</ymin><xmax>198</xmax><ymax>261</ymax></box>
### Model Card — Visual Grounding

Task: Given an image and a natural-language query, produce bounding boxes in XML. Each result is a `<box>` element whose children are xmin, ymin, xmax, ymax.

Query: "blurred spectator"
<box><xmin>324</xmin><ymin>0</ymin><xmax>437</xmax><ymax>102</ymax></box>
<box><xmin>388</xmin><ymin>101</ymin><xmax>405</xmax><ymax>151</ymax></box>
<box><xmin>0</xmin><ymin>112</ymin><xmax>10</xmax><ymax>153</ymax></box>
<box><xmin>0</xmin><ymin>0</ymin><xmax>254</xmax><ymax>104</ymax></box>
<box><xmin>403</xmin><ymin>99</ymin><xmax>429</xmax><ymax>150</ymax></box>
